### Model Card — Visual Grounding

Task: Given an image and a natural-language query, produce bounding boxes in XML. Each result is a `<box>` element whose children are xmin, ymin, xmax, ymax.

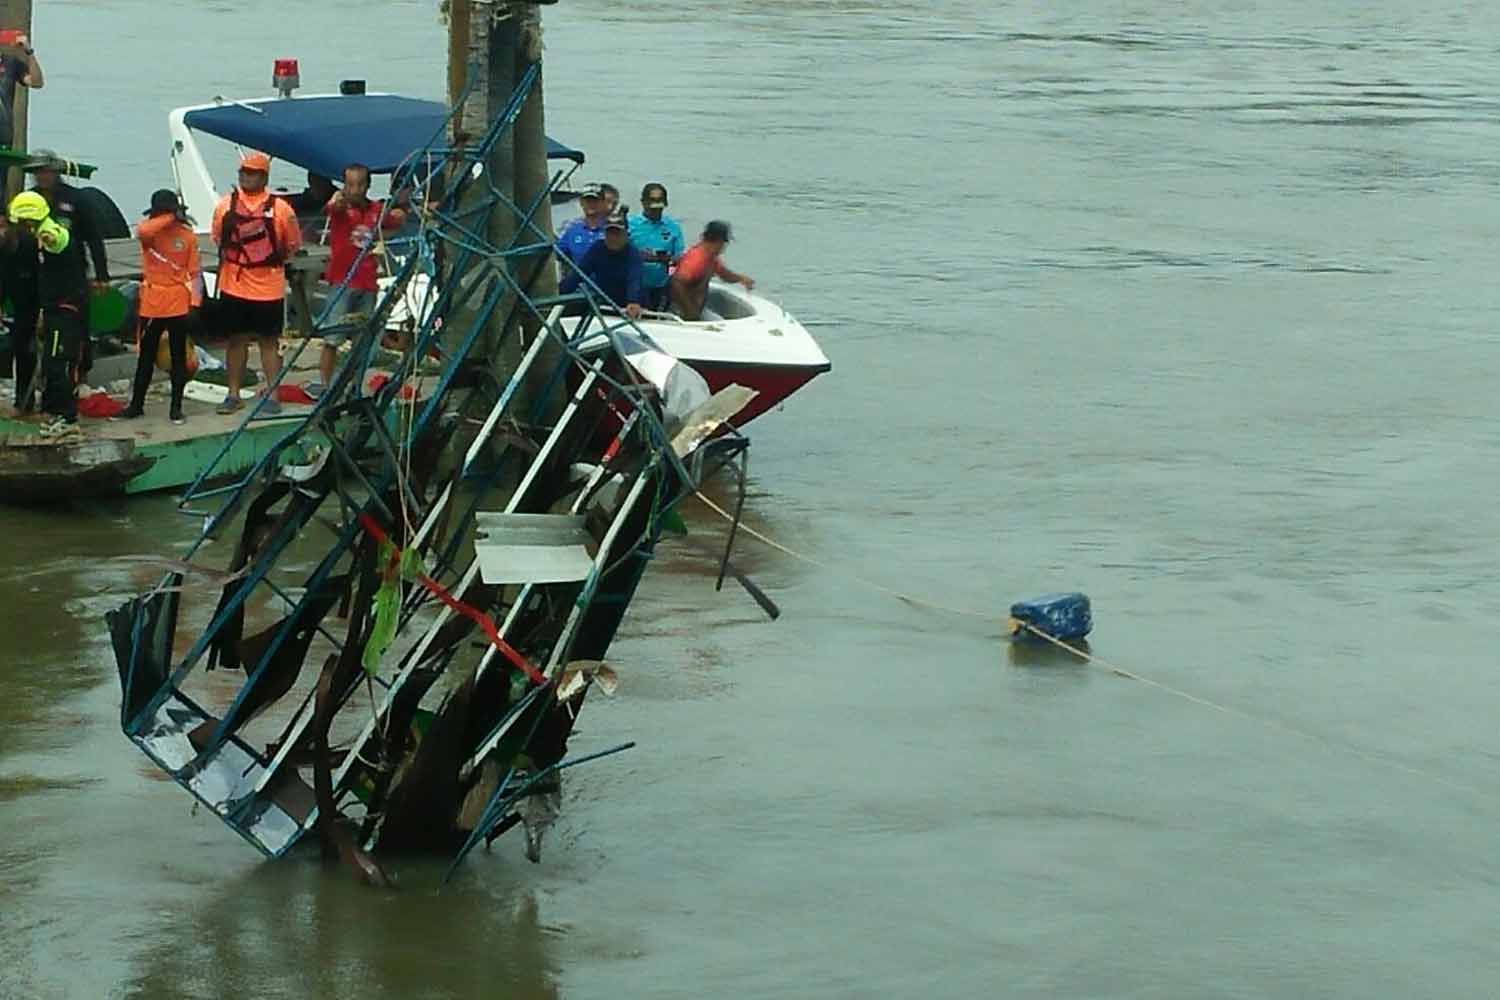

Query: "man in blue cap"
<box><xmin>556</xmin><ymin>182</ymin><xmax>609</xmax><ymax>265</ymax></box>
<box><xmin>560</xmin><ymin>206</ymin><xmax>644</xmax><ymax>319</ymax></box>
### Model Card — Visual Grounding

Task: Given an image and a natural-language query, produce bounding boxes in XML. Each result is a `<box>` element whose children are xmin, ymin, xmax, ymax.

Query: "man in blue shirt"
<box><xmin>560</xmin><ymin>207</ymin><xmax>643</xmax><ymax>318</ymax></box>
<box><xmin>556</xmin><ymin>182</ymin><xmax>608</xmax><ymax>264</ymax></box>
<box><xmin>628</xmin><ymin>181</ymin><xmax>684</xmax><ymax>312</ymax></box>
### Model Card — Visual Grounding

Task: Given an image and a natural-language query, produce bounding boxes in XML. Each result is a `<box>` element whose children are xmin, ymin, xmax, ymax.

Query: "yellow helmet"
<box><xmin>8</xmin><ymin>190</ymin><xmax>49</xmax><ymax>222</ymax></box>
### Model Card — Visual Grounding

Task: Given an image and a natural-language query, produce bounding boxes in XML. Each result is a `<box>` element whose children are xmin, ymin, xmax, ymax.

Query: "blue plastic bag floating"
<box><xmin>1009</xmin><ymin>593</ymin><xmax>1092</xmax><ymax>641</ymax></box>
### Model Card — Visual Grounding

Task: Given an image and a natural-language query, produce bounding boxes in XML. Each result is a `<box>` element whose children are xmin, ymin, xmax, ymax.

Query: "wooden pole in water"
<box><xmin>445</xmin><ymin>0</ymin><xmax>471</xmax><ymax>112</ymax></box>
<box><xmin>510</xmin><ymin>3</ymin><xmax>561</xmax><ymax>423</ymax></box>
<box><xmin>0</xmin><ymin>0</ymin><xmax>33</xmax><ymax>198</ymax></box>
<box><xmin>447</xmin><ymin>1</ymin><xmax>557</xmax><ymax>414</ymax></box>
<box><xmin>479</xmin><ymin>4</ymin><xmax>518</xmax><ymax>367</ymax></box>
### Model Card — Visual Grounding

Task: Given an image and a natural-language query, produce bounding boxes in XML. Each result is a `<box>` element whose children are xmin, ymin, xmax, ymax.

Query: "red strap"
<box><xmin>358</xmin><ymin>513</ymin><xmax>547</xmax><ymax>685</ymax></box>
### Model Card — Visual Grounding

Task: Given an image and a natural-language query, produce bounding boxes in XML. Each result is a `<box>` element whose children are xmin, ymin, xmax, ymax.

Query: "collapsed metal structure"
<box><xmin>105</xmin><ymin>64</ymin><xmax>757</xmax><ymax>882</ymax></box>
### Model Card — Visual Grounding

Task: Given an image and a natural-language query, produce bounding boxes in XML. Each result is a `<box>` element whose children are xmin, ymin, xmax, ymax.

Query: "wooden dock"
<box><xmin>0</xmin><ymin>398</ymin><xmax>310</xmax><ymax>501</ymax></box>
<box><xmin>1</xmin><ymin>348</ymin><xmax>332</xmax><ymax>500</ymax></box>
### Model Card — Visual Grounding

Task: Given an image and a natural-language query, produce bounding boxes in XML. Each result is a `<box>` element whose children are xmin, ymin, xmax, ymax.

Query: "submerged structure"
<box><xmin>105</xmin><ymin>64</ymin><xmax>761</xmax><ymax>882</ymax></box>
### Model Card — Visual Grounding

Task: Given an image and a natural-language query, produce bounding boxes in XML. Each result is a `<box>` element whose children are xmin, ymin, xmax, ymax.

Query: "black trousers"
<box><xmin>9</xmin><ymin>302</ymin><xmax>38</xmax><ymax>410</ymax></box>
<box><xmin>40</xmin><ymin>306</ymin><xmax>84</xmax><ymax>421</ymax></box>
<box><xmin>642</xmin><ymin>285</ymin><xmax>670</xmax><ymax>312</ymax></box>
<box><xmin>131</xmin><ymin>315</ymin><xmax>190</xmax><ymax>413</ymax></box>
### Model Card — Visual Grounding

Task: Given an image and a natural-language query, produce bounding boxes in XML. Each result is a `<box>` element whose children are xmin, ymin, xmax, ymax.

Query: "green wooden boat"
<box><xmin>0</xmin><ymin>402</ymin><xmax>305</xmax><ymax>503</ymax></box>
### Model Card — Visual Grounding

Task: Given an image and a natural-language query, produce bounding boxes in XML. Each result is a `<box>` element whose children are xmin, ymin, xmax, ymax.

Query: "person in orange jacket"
<box><xmin>210</xmin><ymin>150</ymin><xmax>300</xmax><ymax>415</ymax></box>
<box><xmin>124</xmin><ymin>189</ymin><xmax>201</xmax><ymax>423</ymax></box>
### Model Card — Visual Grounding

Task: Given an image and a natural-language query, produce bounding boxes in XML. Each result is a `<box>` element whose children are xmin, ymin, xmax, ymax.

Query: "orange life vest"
<box><xmin>218</xmin><ymin>189</ymin><xmax>285</xmax><ymax>268</ymax></box>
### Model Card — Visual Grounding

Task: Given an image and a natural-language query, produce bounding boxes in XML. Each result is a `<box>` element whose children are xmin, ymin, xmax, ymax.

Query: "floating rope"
<box><xmin>692</xmin><ymin>491</ymin><xmax>1491</xmax><ymax>800</ymax></box>
<box><xmin>692</xmin><ymin>491</ymin><xmax>993</xmax><ymax>620</ymax></box>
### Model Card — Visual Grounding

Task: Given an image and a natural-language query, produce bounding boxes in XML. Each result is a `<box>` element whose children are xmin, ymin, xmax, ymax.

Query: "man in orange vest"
<box><xmin>210</xmin><ymin>151</ymin><xmax>300</xmax><ymax>415</ymax></box>
<box><xmin>124</xmin><ymin>189</ymin><xmax>200</xmax><ymax>424</ymax></box>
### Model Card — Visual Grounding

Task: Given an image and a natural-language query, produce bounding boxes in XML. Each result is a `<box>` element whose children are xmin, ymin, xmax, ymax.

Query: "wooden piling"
<box><xmin>446</xmin><ymin>0</ymin><xmax>559</xmax><ymax>417</ymax></box>
<box><xmin>0</xmin><ymin>0</ymin><xmax>33</xmax><ymax>198</ymax></box>
<box><xmin>510</xmin><ymin>4</ymin><xmax>561</xmax><ymax>423</ymax></box>
<box><xmin>446</xmin><ymin>0</ymin><xmax>472</xmax><ymax>113</ymax></box>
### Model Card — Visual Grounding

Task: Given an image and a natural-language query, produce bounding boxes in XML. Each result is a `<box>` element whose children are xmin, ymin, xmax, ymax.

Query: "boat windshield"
<box><xmin>703</xmin><ymin>285</ymin><xmax>757</xmax><ymax>321</ymax></box>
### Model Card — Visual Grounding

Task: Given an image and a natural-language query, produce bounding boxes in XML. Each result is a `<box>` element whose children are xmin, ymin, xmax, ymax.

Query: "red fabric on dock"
<box><xmin>78</xmin><ymin>392</ymin><xmax>126</xmax><ymax>419</ymax></box>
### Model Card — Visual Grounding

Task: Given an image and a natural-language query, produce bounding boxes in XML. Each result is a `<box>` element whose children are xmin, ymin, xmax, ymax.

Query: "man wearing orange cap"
<box><xmin>210</xmin><ymin>151</ymin><xmax>300</xmax><ymax>414</ymax></box>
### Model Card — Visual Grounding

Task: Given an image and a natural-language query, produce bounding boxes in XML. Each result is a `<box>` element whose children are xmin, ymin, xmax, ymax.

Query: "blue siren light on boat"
<box><xmin>1009</xmin><ymin>593</ymin><xmax>1092</xmax><ymax>641</ymax></box>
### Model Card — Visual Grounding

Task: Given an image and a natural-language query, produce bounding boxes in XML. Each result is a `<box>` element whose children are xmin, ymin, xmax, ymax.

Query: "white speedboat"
<box><xmin>566</xmin><ymin>284</ymin><xmax>830</xmax><ymax>428</ymax></box>
<box><xmin>164</xmin><ymin>62</ymin><xmax>830</xmax><ymax>426</ymax></box>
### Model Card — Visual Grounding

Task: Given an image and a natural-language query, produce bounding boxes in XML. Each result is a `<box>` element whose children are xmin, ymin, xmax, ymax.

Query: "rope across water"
<box><xmin>691</xmin><ymin>490</ymin><xmax>1490</xmax><ymax>801</ymax></box>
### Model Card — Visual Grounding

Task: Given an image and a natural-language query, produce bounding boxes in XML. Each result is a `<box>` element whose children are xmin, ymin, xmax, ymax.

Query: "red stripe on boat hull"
<box><xmin>678</xmin><ymin>360</ymin><xmax>831</xmax><ymax>427</ymax></box>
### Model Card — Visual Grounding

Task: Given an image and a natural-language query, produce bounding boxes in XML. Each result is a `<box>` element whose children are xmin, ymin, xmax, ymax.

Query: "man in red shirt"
<box><xmin>669</xmin><ymin>220</ymin><xmax>754</xmax><ymax>320</ymax></box>
<box><xmin>308</xmin><ymin>162</ymin><xmax>405</xmax><ymax>396</ymax></box>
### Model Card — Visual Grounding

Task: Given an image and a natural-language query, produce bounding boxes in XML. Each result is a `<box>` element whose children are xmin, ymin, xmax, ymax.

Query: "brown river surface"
<box><xmin>6</xmin><ymin>0</ymin><xmax>1500</xmax><ymax>996</ymax></box>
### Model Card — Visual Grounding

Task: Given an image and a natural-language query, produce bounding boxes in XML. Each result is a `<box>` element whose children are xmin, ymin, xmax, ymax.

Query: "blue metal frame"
<box><xmin>114</xmin><ymin>57</ymin><xmax>751</xmax><ymax>869</ymax></box>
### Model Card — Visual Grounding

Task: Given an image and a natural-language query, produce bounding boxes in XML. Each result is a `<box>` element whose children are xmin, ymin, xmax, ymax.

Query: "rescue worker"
<box><xmin>669</xmin><ymin>220</ymin><xmax>754</xmax><ymax>321</ymax></box>
<box><xmin>124</xmin><ymin>190</ymin><xmax>200</xmax><ymax>424</ymax></box>
<box><xmin>31</xmin><ymin>149</ymin><xmax>110</xmax><ymax>287</ymax></box>
<box><xmin>8</xmin><ymin>190</ymin><xmax>84</xmax><ymax>426</ymax></box>
<box><xmin>308</xmin><ymin>162</ymin><xmax>406</xmax><ymax>398</ymax></box>
<box><xmin>0</xmin><ymin>33</ymin><xmax>43</xmax><ymax>152</ymax></box>
<box><xmin>628</xmin><ymin>182</ymin><xmax>684</xmax><ymax>312</ymax></box>
<box><xmin>559</xmin><ymin>207</ymin><xmax>644</xmax><ymax>319</ymax></box>
<box><xmin>210</xmin><ymin>151</ymin><xmax>301</xmax><ymax>415</ymax></box>
<box><xmin>556</xmin><ymin>183</ymin><xmax>608</xmax><ymax>264</ymax></box>
<box><xmin>0</xmin><ymin>209</ymin><xmax>39</xmax><ymax>412</ymax></box>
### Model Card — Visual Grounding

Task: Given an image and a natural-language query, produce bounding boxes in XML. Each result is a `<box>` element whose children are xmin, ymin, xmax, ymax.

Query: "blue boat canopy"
<box><xmin>181</xmin><ymin>94</ymin><xmax>584</xmax><ymax>180</ymax></box>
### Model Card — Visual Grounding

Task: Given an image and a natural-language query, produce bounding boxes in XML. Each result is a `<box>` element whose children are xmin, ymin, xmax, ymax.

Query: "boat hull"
<box><xmin>0</xmin><ymin>398</ymin><xmax>316</xmax><ymax>502</ymax></box>
<box><xmin>678</xmin><ymin>358</ymin><xmax>830</xmax><ymax>426</ymax></box>
<box><xmin>124</xmin><ymin>417</ymin><xmax>304</xmax><ymax>496</ymax></box>
<box><xmin>0</xmin><ymin>435</ymin><xmax>155</xmax><ymax>503</ymax></box>
<box><xmin>566</xmin><ymin>281</ymin><xmax>831</xmax><ymax>429</ymax></box>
